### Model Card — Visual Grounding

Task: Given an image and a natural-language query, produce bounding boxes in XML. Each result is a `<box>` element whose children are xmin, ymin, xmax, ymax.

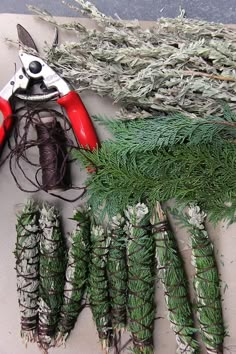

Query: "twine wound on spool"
<box><xmin>35</xmin><ymin>116</ymin><xmax>71</xmax><ymax>193</ymax></box>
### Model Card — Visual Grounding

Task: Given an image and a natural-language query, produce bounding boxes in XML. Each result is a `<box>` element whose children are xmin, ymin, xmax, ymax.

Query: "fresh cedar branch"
<box><xmin>88</xmin><ymin>223</ymin><xmax>111</xmax><ymax>353</ymax></box>
<box><xmin>75</xmin><ymin>116</ymin><xmax>236</xmax><ymax>223</ymax></box>
<box><xmin>56</xmin><ymin>208</ymin><xmax>90</xmax><ymax>345</ymax></box>
<box><xmin>95</xmin><ymin>108</ymin><xmax>236</xmax><ymax>153</ymax></box>
<box><xmin>125</xmin><ymin>203</ymin><xmax>155</xmax><ymax>354</ymax></box>
<box><xmin>107</xmin><ymin>214</ymin><xmax>128</xmax><ymax>330</ymax></box>
<box><xmin>151</xmin><ymin>202</ymin><xmax>199</xmax><ymax>354</ymax></box>
<box><xmin>31</xmin><ymin>1</ymin><xmax>236</xmax><ymax>119</ymax></box>
<box><xmin>38</xmin><ymin>204</ymin><xmax>66</xmax><ymax>352</ymax></box>
<box><xmin>15</xmin><ymin>200</ymin><xmax>40</xmax><ymax>345</ymax></box>
<box><xmin>185</xmin><ymin>205</ymin><xmax>225</xmax><ymax>354</ymax></box>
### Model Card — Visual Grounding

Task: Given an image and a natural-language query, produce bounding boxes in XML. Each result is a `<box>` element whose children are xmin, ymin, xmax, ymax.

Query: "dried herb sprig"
<box><xmin>185</xmin><ymin>205</ymin><xmax>225</xmax><ymax>354</ymax></box>
<box><xmin>107</xmin><ymin>214</ymin><xmax>128</xmax><ymax>331</ymax></box>
<box><xmin>125</xmin><ymin>203</ymin><xmax>155</xmax><ymax>354</ymax></box>
<box><xmin>38</xmin><ymin>204</ymin><xmax>66</xmax><ymax>353</ymax></box>
<box><xmin>151</xmin><ymin>202</ymin><xmax>199</xmax><ymax>354</ymax></box>
<box><xmin>15</xmin><ymin>200</ymin><xmax>40</xmax><ymax>345</ymax></box>
<box><xmin>32</xmin><ymin>1</ymin><xmax>236</xmax><ymax>119</ymax></box>
<box><xmin>88</xmin><ymin>223</ymin><xmax>112</xmax><ymax>352</ymax></box>
<box><xmin>56</xmin><ymin>208</ymin><xmax>90</xmax><ymax>346</ymax></box>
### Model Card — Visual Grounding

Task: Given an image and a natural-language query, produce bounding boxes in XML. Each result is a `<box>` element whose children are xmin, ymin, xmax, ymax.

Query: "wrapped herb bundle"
<box><xmin>185</xmin><ymin>205</ymin><xmax>225</xmax><ymax>354</ymax></box>
<box><xmin>31</xmin><ymin>0</ymin><xmax>236</xmax><ymax>119</ymax></box>
<box><xmin>107</xmin><ymin>214</ymin><xmax>127</xmax><ymax>331</ymax></box>
<box><xmin>125</xmin><ymin>203</ymin><xmax>155</xmax><ymax>354</ymax></box>
<box><xmin>151</xmin><ymin>202</ymin><xmax>198</xmax><ymax>354</ymax></box>
<box><xmin>88</xmin><ymin>223</ymin><xmax>111</xmax><ymax>352</ymax></box>
<box><xmin>15</xmin><ymin>200</ymin><xmax>40</xmax><ymax>345</ymax></box>
<box><xmin>56</xmin><ymin>208</ymin><xmax>91</xmax><ymax>346</ymax></box>
<box><xmin>38</xmin><ymin>204</ymin><xmax>66</xmax><ymax>352</ymax></box>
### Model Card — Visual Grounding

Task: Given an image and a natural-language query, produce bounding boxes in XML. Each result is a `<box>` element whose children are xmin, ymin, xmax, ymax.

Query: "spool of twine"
<box><xmin>35</xmin><ymin>116</ymin><xmax>71</xmax><ymax>193</ymax></box>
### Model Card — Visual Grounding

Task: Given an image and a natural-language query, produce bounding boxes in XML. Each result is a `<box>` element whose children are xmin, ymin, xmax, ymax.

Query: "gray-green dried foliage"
<box><xmin>30</xmin><ymin>1</ymin><xmax>236</xmax><ymax>119</ymax></box>
<box><xmin>15</xmin><ymin>200</ymin><xmax>40</xmax><ymax>344</ymax></box>
<box><xmin>74</xmin><ymin>111</ymin><xmax>236</xmax><ymax>223</ymax></box>
<box><xmin>125</xmin><ymin>203</ymin><xmax>155</xmax><ymax>354</ymax></box>
<box><xmin>56</xmin><ymin>208</ymin><xmax>90</xmax><ymax>346</ymax></box>
<box><xmin>184</xmin><ymin>205</ymin><xmax>225</xmax><ymax>354</ymax></box>
<box><xmin>38</xmin><ymin>204</ymin><xmax>66</xmax><ymax>352</ymax></box>
<box><xmin>151</xmin><ymin>202</ymin><xmax>198</xmax><ymax>354</ymax></box>
<box><xmin>107</xmin><ymin>214</ymin><xmax>128</xmax><ymax>330</ymax></box>
<box><xmin>88</xmin><ymin>223</ymin><xmax>111</xmax><ymax>352</ymax></box>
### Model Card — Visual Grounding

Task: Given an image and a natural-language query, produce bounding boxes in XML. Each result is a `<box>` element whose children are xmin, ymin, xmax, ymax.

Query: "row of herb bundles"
<box><xmin>15</xmin><ymin>200</ymin><xmax>225</xmax><ymax>354</ymax></box>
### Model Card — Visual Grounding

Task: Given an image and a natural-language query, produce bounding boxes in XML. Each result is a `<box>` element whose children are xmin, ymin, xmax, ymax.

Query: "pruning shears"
<box><xmin>0</xmin><ymin>24</ymin><xmax>99</xmax><ymax>154</ymax></box>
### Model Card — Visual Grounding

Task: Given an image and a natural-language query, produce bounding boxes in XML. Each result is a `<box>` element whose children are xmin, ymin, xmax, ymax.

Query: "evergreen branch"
<box><xmin>88</xmin><ymin>223</ymin><xmax>112</xmax><ymax>352</ymax></box>
<box><xmin>15</xmin><ymin>200</ymin><xmax>40</xmax><ymax>345</ymax></box>
<box><xmin>75</xmin><ymin>139</ymin><xmax>236</xmax><ymax>223</ymax></box>
<box><xmin>107</xmin><ymin>214</ymin><xmax>128</xmax><ymax>331</ymax></box>
<box><xmin>185</xmin><ymin>205</ymin><xmax>225</xmax><ymax>354</ymax></box>
<box><xmin>151</xmin><ymin>202</ymin><xmax>199</xmax><ymax>354</ymax></box>
<box><xmin>125</xmin><ymin>203</ymin><xmax>156</xmax><ymax>353</ymax></box>
<box><xmin>38</xmin><ymin>204</ymin><xmax>66</xmax><ymax>352</ymax></box>
<box><xmin>92</xmin><ymin>110</ymin><xmax>236</xmax><ymax>153</ymax></box>
<box><xmin>56</xmin><ymin>208</ymin><xmax>90</xmax><ymax>346</ymax></box>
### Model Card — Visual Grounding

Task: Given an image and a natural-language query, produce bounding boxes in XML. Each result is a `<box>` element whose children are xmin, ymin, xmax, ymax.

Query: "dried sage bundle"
<box><xmin>185</xmin><ymin>205</ymin><xmax>225</xmax><ymax>354</ymax></box>
<box><xmin>38</xmin><ymin>204</ymin><xmax>66</xmax><ymax>352</ymax></box>
<box><xmin>151</xmin><ymin>202</ymin><xmax>199</xmax><ymax>354</ymax></box>
<box><xmin>125</xmin><ymin>203</ymin><xmax>155</xmax><ymax>354</ymax></box>
<box><xmin>15</xmin><ymin>200</ymin><xmax>40</xmax><ymax>345</ymax></box>
<box><xmin>88</xmin><ymin>223</ymin><xmax>111</xmax><ymax>353</ymax></box>
<box><xmin>56</xmin><ymin>208</ymin><xmax>90</xmax><ymax>346</ymax></box>
<box><xmin>107</xmin><ymin>214</ymin><xmax>128</xmax><ymax>331</ymax></box>
<box><xmin>32</xmin><ymin>1</ymin><xmax>236</xmax><ymax>119</ymax></box>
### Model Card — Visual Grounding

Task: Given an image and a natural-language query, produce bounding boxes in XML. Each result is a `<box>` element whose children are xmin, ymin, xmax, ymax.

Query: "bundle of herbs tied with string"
<box><xmin>30</xmin><ymin>0</ymin><xmax>236</xmax><ymax>120</ymax></box>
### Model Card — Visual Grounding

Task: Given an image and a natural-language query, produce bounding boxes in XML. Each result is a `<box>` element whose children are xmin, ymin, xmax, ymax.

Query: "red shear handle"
<box><xmin>0</xmin><ymin>97</ymin><xmax>13</xmax><ymax>152</ymax></box>
<box><xmin>57</xmin><ymin>91</ymin><xmax>99</xmax><ymax>150</ymax></box>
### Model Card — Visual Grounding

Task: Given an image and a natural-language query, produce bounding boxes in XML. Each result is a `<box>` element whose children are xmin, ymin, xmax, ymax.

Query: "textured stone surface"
<box><xmin>0</xmin><ymin>0</ymin><xmax>235</xmax><ymax>23</ymax></box>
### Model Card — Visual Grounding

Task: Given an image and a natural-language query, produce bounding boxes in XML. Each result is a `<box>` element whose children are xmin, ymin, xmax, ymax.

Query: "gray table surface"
<box><xmin>0</xmin><ymin>0</ymin><xmax>235</xmax><ymax>23</ymax></box>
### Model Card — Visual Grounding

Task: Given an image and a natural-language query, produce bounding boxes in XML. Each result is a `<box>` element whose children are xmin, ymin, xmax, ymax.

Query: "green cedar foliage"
<box><xmin>75</xmin><ymin>110</ymin><xmax>236</xmax><ymax>223</ymax></box>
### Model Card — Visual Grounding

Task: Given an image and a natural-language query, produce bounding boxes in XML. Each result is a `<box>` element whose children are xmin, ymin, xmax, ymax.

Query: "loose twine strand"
<box><xmin>0</xmin><ymin>99</ymin><xmax>87</xmax><ymax>201</ymax></box>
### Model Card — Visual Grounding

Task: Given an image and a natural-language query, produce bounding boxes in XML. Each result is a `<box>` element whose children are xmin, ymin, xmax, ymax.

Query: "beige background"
<box><xmin>0</xmin><ymin>14</ymin><xmax>235</xmax><ymax>354</ymax></box>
